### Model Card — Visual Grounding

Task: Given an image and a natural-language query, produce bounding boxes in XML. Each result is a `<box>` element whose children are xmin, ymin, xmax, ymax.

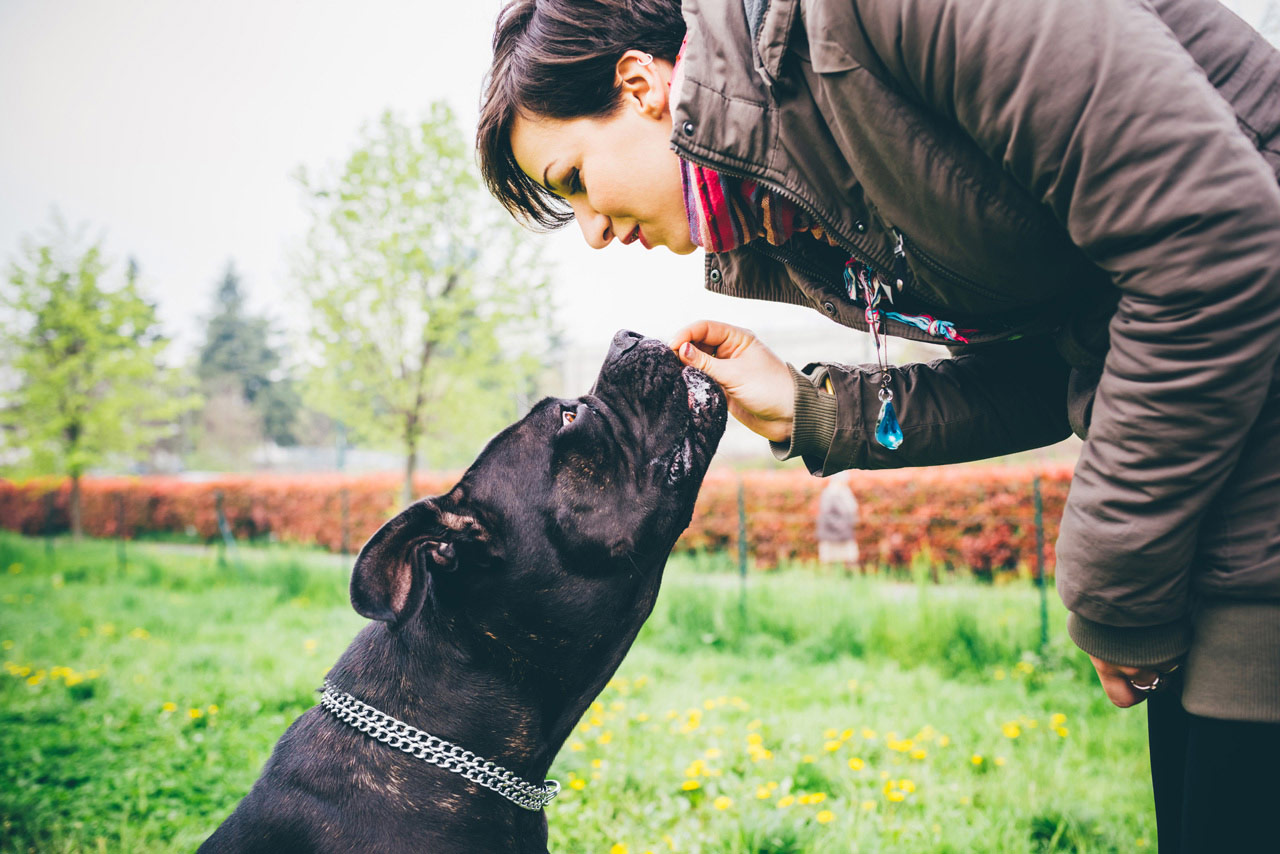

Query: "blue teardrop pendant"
<box><xmin>875</xmin><ymin>388</ymin><xmax>903</xmax><ymax>450</ymax></box>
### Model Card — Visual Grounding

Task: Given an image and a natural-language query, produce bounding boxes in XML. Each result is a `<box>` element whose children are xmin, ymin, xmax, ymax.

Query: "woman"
<box><xmin>477</xmin><ymin>0</ymin><xmax>1280</xmax><ymax>848</ymax></box>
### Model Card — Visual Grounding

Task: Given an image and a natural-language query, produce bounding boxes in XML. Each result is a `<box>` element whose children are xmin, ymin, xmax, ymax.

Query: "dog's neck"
<box><xmin>326</xmin><ymin>570</ymin><xmax>663</xmax><ymax>787</ymax></box>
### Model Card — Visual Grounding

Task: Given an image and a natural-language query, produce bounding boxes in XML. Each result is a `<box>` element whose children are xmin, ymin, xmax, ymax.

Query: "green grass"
<box><xmin>0</xmin><ymin>533</ymin><xmax>1154</xmax><ymax>853</ymax></box>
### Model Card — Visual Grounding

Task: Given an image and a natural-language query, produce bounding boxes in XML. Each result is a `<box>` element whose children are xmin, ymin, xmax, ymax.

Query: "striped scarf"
<box><xmin>679</xmin><ymin>162</ymin><xmax>840</xmax><ymax>252</ymax></box>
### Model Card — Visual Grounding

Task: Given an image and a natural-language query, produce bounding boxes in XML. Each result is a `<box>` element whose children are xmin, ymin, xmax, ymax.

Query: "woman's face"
<box><xmin>510</xmin><ymin>55</ymin><xmax>695</xmax><ymax>255</ymax></box>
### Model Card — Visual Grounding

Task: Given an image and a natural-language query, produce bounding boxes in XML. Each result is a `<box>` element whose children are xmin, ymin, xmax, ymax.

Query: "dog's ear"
<box><xmin>349</xmin><ymin>499</ymin><xmax>490</xmax><ymax>626</ymax></box>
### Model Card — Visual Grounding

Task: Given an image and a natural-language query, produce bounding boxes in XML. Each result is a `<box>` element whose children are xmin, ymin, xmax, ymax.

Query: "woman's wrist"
<box><xmin>771</xmin><ymin>364</ymin><xmax>838</xmax><ymax>461</ymax></box>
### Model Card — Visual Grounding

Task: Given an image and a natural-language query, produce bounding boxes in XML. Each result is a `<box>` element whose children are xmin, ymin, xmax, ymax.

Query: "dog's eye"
<box><xmin>561</xmin><ymin>409</ymin><xmax>576</xmax><ymax>427</ymax></box>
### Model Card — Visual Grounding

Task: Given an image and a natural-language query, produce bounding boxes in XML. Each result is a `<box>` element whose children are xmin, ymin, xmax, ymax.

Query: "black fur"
<box><xmin>197</xmin><ymin>332</ymin><xmax>726</xmax><ymax>853</ymax></box>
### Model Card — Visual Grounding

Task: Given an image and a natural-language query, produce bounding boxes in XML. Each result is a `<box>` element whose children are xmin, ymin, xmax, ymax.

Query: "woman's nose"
<box><xmin>572</xmin><ymin>201</ymin><xmax>613</xmax><ymax>250</ymax></box>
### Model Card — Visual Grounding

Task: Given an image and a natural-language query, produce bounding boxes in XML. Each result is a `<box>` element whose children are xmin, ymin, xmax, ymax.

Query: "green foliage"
<box><xmin>293</xmin><ymin>105</ymin><xmax>554</xmax><ymax>497</ymax></box>
<box><xmin>0</xmin><ymin>533</ymin><xmax>1154</xmax><ymax>854</ymax></box>
<box><xmin>0</xmin><ymin>217</ymin><xmax>198</xmax><ymax>494</ymax></box>
<box><xmin>195</xmin><ymin>262</ymin><xmax>300</xmax><ymax>447</ymax></box>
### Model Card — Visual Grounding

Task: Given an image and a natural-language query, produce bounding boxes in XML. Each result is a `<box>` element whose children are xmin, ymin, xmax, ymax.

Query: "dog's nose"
<box><xmin>606</xmin><ymin>329</ymin><xmax>644</xmax><ymax>361</ymax></box>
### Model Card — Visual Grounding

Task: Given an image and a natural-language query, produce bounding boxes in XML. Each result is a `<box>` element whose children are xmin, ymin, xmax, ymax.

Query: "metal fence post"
<box><xmin>340</xmin><ymin>488</ymin><xmax>351</xmax><ymax>555</ymax></box>
<box><xmin>1034</xmin><ymin>474</ymin><xmax>1048</xmax><ymax>652</ymax></box>
<box><xmin>116</xmin><ymin>493</ymin><xmax>127</xmax><ymax>574</ymax></box>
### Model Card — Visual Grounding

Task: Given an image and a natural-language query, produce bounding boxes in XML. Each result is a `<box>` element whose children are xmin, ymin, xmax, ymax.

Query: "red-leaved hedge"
<box><xmin>0</xmin><ymin>465</ymin><xmax>1071</xmax><ymax>573</ymax></box>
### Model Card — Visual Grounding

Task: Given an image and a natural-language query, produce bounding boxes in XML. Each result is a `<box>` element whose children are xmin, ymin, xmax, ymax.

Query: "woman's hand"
<box><xmin>671</xmin><ymin>320</ymin><xmax>795</xmax><ymax>443</ymax></box>
<box><xmin>1088</xmin><ymin>655</ymin><xmax>1182</xmax><ymax>708</ymax></box>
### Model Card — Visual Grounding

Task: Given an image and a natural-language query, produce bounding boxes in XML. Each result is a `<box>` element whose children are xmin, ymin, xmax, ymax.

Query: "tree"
<box><xmin>0</xmin><ymin>217</ymin><xmax>197</xmax><ymax>538</ymax></box>
<box><xmin>294</xmin><ymin>105</ymin><xmax>554</xmax><ymax>503</ymax></box>
<box><xmin>196</xmin><ymin>262</ymin><xmax>300</xmax><ymax>449</ymax></box>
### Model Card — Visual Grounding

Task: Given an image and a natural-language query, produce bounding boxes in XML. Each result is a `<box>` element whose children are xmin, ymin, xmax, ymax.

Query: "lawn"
<box><xmin>0</xmin><ymin>533</ymin><xmax>1154</xmax><ymax>853</ymax></box>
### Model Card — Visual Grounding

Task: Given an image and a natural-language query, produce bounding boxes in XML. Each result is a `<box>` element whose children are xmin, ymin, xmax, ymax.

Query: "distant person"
<box><xmin>816</xmin><ymin>471</ymin><xmax>859</xmax><ymax>574</ymax></box>
<box><xmin>478</xmin><ymin>0</ymin><xmax>1280</xmax><ymax>848</ymax></box>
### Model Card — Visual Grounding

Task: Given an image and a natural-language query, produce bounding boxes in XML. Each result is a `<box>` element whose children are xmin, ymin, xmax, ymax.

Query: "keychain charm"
<box><xmin>847</xmin><ymin>261</ymin><xmax>904</xmax><ymax>451</ymax></box>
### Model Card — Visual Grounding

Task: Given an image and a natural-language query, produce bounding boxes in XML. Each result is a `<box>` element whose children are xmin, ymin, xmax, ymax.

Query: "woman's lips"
<box><xmin>621</xmin><ymin>225</ymin><xmax>651</xmax><ymax>249</ymax></box>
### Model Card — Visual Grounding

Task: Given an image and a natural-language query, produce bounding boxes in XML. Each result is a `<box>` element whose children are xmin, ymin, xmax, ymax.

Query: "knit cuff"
<box><xmin>771</xmin><ymin>364</ymin><xmax>839</xmax><ymax>462</ymax></box>
<box><xmin>1066</xmin><ymin>612</ymin><xmax>1192</xmax><ymax>669</ymax></box>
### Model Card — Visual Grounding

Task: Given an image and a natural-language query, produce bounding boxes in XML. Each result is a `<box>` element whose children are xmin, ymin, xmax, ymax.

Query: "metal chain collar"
<box><xmin>319</xmin><ymin>680</ymin><xmax>560</xmax><ymax>812</ymax></box>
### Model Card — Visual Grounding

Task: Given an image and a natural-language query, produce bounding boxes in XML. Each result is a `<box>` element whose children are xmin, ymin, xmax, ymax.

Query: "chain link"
<box><xmin>319</xmin><ymin>680</ymin><xmax>560</xmax><ymax>812</ymax></box>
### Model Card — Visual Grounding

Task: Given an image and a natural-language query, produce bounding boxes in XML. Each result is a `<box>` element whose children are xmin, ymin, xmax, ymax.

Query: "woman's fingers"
<box><xmin>670</xmin><ymin>319</ymin><xmax>756</xmax><ymax>359</ymax></box>
<box><xmin>669</xmin><ymin>320</ymin><xmax>795</xmax><ymax>443</ymax></box>
<box><xmin>1088</xmin><ymin>655</ymin><xmax>1172</xmax><ymax>708</ymax></box>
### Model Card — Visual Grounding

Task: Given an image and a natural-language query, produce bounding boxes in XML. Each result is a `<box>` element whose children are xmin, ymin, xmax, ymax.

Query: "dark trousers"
<box><xmin>1147</xmin><ymin>674</ymin><xmax>1280</xmax><ymax>853</ymax></box>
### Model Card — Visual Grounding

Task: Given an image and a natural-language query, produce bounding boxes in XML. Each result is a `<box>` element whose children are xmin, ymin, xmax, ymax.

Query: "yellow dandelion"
<box><xmin>303</xmin><ymin>639</ymin><xmax>318</xmax><ymax>653</ymax></box>
<box><xmin>746</xmin><ymin>732</ymin><xmax>763</xmax><ymax>746</ymax></box>
<box><xmin>910</xmin><ymin>749</ymin><xmax>927</xmax><ymax>760</ymax></box>
<box><xmin>1055</xmin><ymin>726</ymin><xmax>1070</xmax><ymax>738</ymax></box>
<box><xmin>680</xmin><ymin>780</ymin><xmax>701</xmax><ymax>791</ymax></box>
<box><xmin>861</xmin><ymin>800</ymin><xmax>876</xmax><ymax>811</ymax></box>
<box><xmin>598</xmin><ymin>731</ymin><xmax>613</xmax><ymax>745</ymax></box>
<box><xmin>747</xmin><ymin>718</ymin><xmax>762</xmax><ymax>731</ymax></box>
<box><xmin>823</xmin><ymin>740</ymin><xmax>842</xmax><ymax>753</ymax></box>
<box><xmin>713</xmin><ymin>796</ymin><xmax>732</xmax><ymax>811</ymax></box>
<box><xmin>797</xmin><ymin>794</ymin><xmax>812</xmax><ymax>806</ymax></box>
<box><xmin>938</xmin><ymin>735</ymin><xmax>951</xmax><ymax>747</ymax></box>
<box><xmin>848</xmin><ymin>757</ymin><xmax>865</xmax><ymax>771</ymax></box>
<box><xmin>635</xmin><ymin>713</ymin><xmax>650</xmax><ymax>723</ymax></box>
<box><xmin>777</xmin><ymin>795</ymin><xmax>795</xmax><ymax>808</ymax></box>
<box><xmin>591</xmin><ymin>758</ymin><xmax>603</xmax><ymax>769</ymax></box>
<box><xmin>666</xmin><ymin>709</ymin><xmax>679</xmax><ymax>720</ymax></box>
<box><xmin>1002</xmin><ymin>723</ymin><xmax>1021</xmax><ymax>739</ymax></box>
<box><xmin>899</xmin><ymin>779</ymin><xmax>916</xmax><ymax>794</ymax></box>
<box><xmin>755</xmin><ymin>786</ymin><xmax>772</xmax><ymax>800</ymax></box>
<box><xmin>188</xmin><ymin>707</ymin><xmax>204</xmax><ymax>719</ymax></box>
<box><xmin>766</xmin><ymin>781</ymin><xmax>778</xmax><ymax>791</ymax></box>
<box><xmin>26</xmin><ymin>674</ymin><xmax>43</xmax><ymax>686</ymax></box>
<box><xmin>610</xmin><ymin>845</ymin><xmax>628</xmax><ymax>854</ymax></box>
<box><xmin>994</xmin><ymin>668</ymin><xmax>1007</xmax><ymax>680</ymax></box>
<box><xmin>1051</xmin><ymin>712</ymin><xmax>1067</xmax><ymax>727</ymax></box>
<box><xmin>816</xmin><ymin>810</ymin><xmax>835</xmax><ymax>825</ymax></box>
<box><xmin>971</xmin><ymin>754</ymin><xmax>984</xmax><ymax>766</ymax></box>
<box><xmin>959</xmin><ymin>796</ymin><xmax>972</xmax><ymax>805</ymax></box>
<box><xmin>590</xmin><ymin>715</ymin><xmax>605</xmax><ymax>727</ymax></box>
<box><xmin>208</xmin><ymin>704</ymin><xmax>219</xmax><ymax>715</ymax></box>
<box><xmin>801</xmin><ymin>754</ymin><xmax>816</xmax><ymax>764</ymax></box>
<box><xmin>162</xmin><ymin>701</ymin><xmax>177</xmax><ymax>713</ymax></box>
<box><xmin>569</xmin><ymin>778</ymin><xmax>587</xmax><ymax>791</ymax></box>
<box><xmin>129</xmin><ymin>627</ymin><xmax>150</xmax><ymax>640</ymax></box>
<box><xmin>610</xmin><ymin>701</ymin><xmax>625</xmax><ymax>711</ymax></box>
<box><xmin>886</xmin><ymin>790</ymin><xmax>905</xmax><ymax>802</ymax></box>
<box><xmin>703</xmin><ymin>699</ymin><xmax>715</xmax><ymax>710</ymax></box>
<box><xmin>810</xmin><ymin>792</ymin><xmax>827</xmax><ymax>804</ymax></box>
<box><xmin>841</xmin><ymin>728</ymin><xmax>854</xmax><ymax>740</ymax></box>
<box><xmin>704</xmin><ymin>748</ymin><xmax>722</xmax><ymax>759</ymax></box>
<box><xmin>7</xmin><ymin>563</ymin><xmax>21</xmax><ymax>574</ymax></box>
<box><xmin>995</xmin><ymin>756</ymin><xmax>1007</xmax><ymax>767</ymax></box>
<box><xmin>861</xmin><ymin>728</ymin><xmax>876</xmax><ymax>740</ymax></box>
<box><xmin>570</xmin><ymin>741</ymin><xmax>585</xmax><ymax>752</ymax></box>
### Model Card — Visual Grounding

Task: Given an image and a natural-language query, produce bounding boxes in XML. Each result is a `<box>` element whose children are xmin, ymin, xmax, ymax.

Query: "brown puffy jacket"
<box><xmin>673</xmin><ymin>0</ymin><xmax>1280</xmax><ymax>721</ymax></box>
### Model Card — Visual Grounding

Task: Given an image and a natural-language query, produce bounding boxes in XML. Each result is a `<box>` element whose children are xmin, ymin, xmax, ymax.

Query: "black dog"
<box><xmin>197</xmin><ymin>331</ymin><xmax>726</xmax><ymax>853</ymax></box>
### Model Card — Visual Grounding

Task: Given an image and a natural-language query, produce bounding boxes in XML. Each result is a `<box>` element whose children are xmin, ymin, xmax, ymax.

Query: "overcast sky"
<box><xmin>2</xmin><ymin>0</ymin><xmax>1275</xmax><ymax>370</ymax></box>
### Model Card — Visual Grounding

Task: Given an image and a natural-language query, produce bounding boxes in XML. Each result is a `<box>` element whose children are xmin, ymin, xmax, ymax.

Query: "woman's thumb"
<box><xmin>677</xmin><ymin>341</ymin><xmax>725</xmax><ymax>383</ymax></box>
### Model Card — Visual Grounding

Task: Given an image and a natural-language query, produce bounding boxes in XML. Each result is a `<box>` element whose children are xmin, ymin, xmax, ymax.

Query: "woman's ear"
<box><xmin>615</xmin><ymin>49</ymin><xmax>671</xmax><ymax>119</ymax></box>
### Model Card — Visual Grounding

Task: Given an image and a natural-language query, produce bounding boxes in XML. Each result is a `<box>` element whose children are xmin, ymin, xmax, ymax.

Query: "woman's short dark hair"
<box><xmin>478</xmin><ymin>0</ymin><xmax>686</xmax><ymax>229</ymax></box>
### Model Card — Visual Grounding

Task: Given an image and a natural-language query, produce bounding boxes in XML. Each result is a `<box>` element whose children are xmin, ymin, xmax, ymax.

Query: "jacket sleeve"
<box><xmin>771</xmin><ymin>335</ymin><xmax>1072</xmax><ymax>471</ymax></box>
<box><xmin>851</xmin><ymin>0</ymin><xmax>1280</xmax><ymax>659</ymax></box>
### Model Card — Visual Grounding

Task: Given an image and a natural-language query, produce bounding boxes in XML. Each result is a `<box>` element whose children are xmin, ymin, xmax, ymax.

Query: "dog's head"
<box><xmin>349</xmin><ymin>331</ymin><xmax>726</xmax><ymax>663</ymax></box>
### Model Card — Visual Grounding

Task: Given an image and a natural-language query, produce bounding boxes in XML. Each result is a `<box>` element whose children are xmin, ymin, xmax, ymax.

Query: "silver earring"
<box><xmin>637</xmin><ymin>53</ymin><xmax>653</xmax><ymax>66</ymax></box>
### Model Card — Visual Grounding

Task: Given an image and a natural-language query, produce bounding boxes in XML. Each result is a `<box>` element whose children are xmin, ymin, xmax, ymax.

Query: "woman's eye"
<box><xmin>567</xmin><ymin>168</ymin><xmax>583</xmax><ymax>195</ymax></box>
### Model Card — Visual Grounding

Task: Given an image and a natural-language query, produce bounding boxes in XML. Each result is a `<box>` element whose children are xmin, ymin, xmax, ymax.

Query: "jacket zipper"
<box><xmin>896</xmin><ymin>229</ymin><xmax>1006</xmax><ymax>303</ymax></box>
<box><xmin>674</xmin><ymin>144</ymin><xmax>1022</xmax><ymax>344</ymax></box>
